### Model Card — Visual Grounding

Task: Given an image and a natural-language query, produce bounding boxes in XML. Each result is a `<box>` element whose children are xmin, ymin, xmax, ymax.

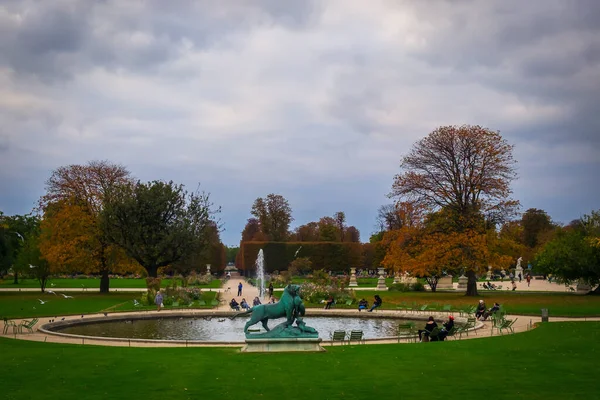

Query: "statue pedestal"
<box><xmin>241</xmin><ymin>338</ymin><xmax>325</xmax><ymax>353</ymax></box>
<box><xmin>376</xmin><ymin>267</ymin><xmax>388</xmax><ymax>290</ymax></box>
<box><xmin>437</xmin><ymin>276</ymin><xmax>453</xmax><ymax>290</ymax></box>
<box><xmin>349</xmin><ymin>267</ymin><xmax>358</xmax><ymax>287</ymax></box>
<box><xmin>457</xmin><ymin>275</ymin><xmax>468</xmax><ymax>291</ymax></box>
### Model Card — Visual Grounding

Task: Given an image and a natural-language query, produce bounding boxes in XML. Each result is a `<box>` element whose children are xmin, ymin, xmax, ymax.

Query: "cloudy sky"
<box><xmin>1</xmin><ymin>0</ymin><xmax>599</xmax><ymax>245</ymax></box>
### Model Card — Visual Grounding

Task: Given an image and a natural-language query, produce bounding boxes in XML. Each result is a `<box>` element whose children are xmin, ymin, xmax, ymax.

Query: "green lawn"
<box><xmin>0</xmin><ymin>278</ymin><xmax>222</xmax><ymax>290</ymax></box>
<box><xmin>1</xmin><ymin>322</ymin><xmax>598</xmax><ymax>400</ymax></box>
<box><xmin>0</xmin><ymin>292</ymin><xmax>219</xmax><ymax>319</ymax></box>
<box><xmin>307</xmin><ymin>291</ymin><xmax>600</xmax><ymax>317</ymax></box>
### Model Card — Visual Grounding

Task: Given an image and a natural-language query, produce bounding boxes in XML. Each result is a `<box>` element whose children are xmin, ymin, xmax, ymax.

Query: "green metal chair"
<box><xmin>348</xmin><ymin>330</ymin><xmax>365</xmax><ymax>344</ymax></box>
<box><xmin>330</xmin><ymin>330</ymin><xmax>347</xmax><ymax>345</ymax></box>
<box><xmin>19</xmin><ymin>318</ymin><xmax>39</xmax><ymax>333</ymax></box>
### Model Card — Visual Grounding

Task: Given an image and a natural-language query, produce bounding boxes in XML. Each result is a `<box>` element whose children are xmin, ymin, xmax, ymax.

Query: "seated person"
<box><xmin>487</xmin><ymin>281</ymin><xmax>496</xmax><ymax>290</ymax></box>
<box><xmin>368</xmin><ymin>295</ymin><xmax>382</xmax><ymax>312</ymax></box>
<box><xmin>269</xmin><ymin>296</ymin><xmax>276</xmax><ymax>304</ymax></box>
<box><xmin>229</xmin><ymin>298</ymin><xmax>240</xmax><ymax>311</ymax></box>
<box><xmin>358</xmin><ymin>298</ymin><xmax>369</xmax><ymax>311</ymax></box>
<box><xmin>481</xmin><ymin>302</ymin><xmax>500</xmax><ymax>321</ymax></box>
<box><xmin>438</xmin><ymin>315</ymin><xmax>455</xmax><ymax>341</ymax></box>
<box><xmin>418</xmin><ymin>316</ymin><xmax>438</xmax><ymax>341</ymax></box>
<box><xmin>252</xmin><ymin>297</ymin><xmax>262</xmax><ymax>306</ymax></box>
<box><xmin>324</xmin><ymin>295</ymin><xmax>335</xmax><ymax>310</ymax></box>
<box><xmin>475</xmin><ymin>300</ymin><xmax>486</xmax><ymax>320</ymax></box>
<box><xmin>482</xmin><ymin>282</ymin><xmax>490</xmax><ymax>290</ymax></box>
<box><xmin>240</xmin><ymin>298</ymin><xmax>250</xmax><ymax>310</ymax></box>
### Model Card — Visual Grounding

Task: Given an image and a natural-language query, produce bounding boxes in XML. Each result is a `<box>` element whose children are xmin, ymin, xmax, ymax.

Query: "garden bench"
<box><xmin>348</xmin><ymin>330</ymin><xmax>365</xmax><ymax>344</ymax></box>
<box><xmin>330</xmin><ymin>330</ymin><xmax>347</xmax><ymax>345</ymax></box>
<box><xmin>19</xmin><ymin>318</ymin><xmax>39</xmax><ymax>333</ymax></box>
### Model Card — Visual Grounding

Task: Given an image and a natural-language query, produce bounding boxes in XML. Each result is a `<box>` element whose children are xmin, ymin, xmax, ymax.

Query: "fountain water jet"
<box><xmin>256</xmin><ymin>249</ymin><xmax>265</xmax><ymax>298</ymax></box>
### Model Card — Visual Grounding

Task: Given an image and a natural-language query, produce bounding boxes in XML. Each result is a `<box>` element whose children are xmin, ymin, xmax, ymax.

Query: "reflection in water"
<box><xmin>57</xmin><ymin>316</ymin><xmax>427</xmax><ymax>341</ymax></box>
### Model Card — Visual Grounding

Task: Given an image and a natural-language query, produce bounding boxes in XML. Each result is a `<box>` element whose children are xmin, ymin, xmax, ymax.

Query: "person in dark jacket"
<box><xmin>438</xmin><ymin>316</ymin><xmax>455</xmax><ymax>341</ymax></box>
<box><xmin>358</xmin><ymin>298</ymin><xmax>368</xmax><ymax>311</ymax></box>
<box><xmin>230</xmin><ymin>298</ymin><xmax>240</xmax><ymax>311</ymax></box>
<box><xmin>324</xmin><ymin>295</ymin><xmax>335</xmax><ymax>310</ymax></box>
<box><xmin>368</xmin><ymin>295</ymin><xmax>382</xmax><ymax>312</ymax></box>
<box><xmin>418</xmin><ymin>316</ymin><xmax>438</xmax><ymax>341</ymax></box>
<box><xmin>476</xmin><ymin>300</ymin><xmax>486</xmax><ymax>320</ymax></box>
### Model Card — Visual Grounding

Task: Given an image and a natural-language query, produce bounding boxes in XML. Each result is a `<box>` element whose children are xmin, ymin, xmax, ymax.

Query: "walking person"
<box><xmin>268</xmin><ymin>282</ymin><xmax>274</xmax><ymax>297</ymax></box>
<box><xmin>155</xmin><ymin>290</ymin><xmax>163</xmax><ymax>312</ymax></box>
<box><xmin>238</xmin><ymin>282</ymin><xmax>243</xmax><ymax>296</ymax></box>
<box><xmin>526</xmin><ymin>274</ymin><xmax>532</xmax><ymax>287</ymax></box>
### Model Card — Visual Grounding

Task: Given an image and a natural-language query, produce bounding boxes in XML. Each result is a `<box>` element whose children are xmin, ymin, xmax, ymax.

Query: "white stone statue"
<box><xmin>516</xmin><ymin>257</ymin><xmax>522</xmax><ymax>269</ymax></box>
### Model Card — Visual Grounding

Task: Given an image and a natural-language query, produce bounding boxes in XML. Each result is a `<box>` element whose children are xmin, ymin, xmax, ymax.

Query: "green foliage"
<box><xmin>102</xmin><ymin>180</ymin><xmax>220</xmax><ymax>277</ymax></box>
<box><xmin>388</xmin><ymin>282</ymin><xmax>426</xmax><ymax>292</ymax></box>
<box><xmin>250</xmin><ymin>194</ymin><xmax>293</xmax><ymax>241</ymax></box>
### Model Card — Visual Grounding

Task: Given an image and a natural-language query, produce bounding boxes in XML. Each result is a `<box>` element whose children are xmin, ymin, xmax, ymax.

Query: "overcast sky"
<box><xmin>1</xmin><ymin>0</ymin><xmax>599</xmax><ymax>246</ymax></box>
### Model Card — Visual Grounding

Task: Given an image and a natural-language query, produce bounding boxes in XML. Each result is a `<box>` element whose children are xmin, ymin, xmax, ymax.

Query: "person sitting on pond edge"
<box><xmin>324</xmin><ymin>295</ymin><xmax>334</xmax><ymax>310</ymax></box>
<box><xmin>252</xmin><ymin>297</ymin><xmax>261</xmax><ymax>306</ymax></box>
<box><xmin>476</xmin><ymin>299</ymin><xmax>486</xmax><ymax>319</ymax></box>
<box><xmin>240</xmin><ymin>298</ymin><xmax>250</xmax><ymax>310</ymax></box>
<box><xmin>230</xmin><ymin>298</ymin><xmax>240</xmax><ymax>311</ymax></box>
<box><xmin>358</xmin><ymin>298</ymin><xmax>368</xmax><ymax>311</ymax></box>
<box><xmin>368</xmin><ymin>295</ymin><xmax>382</xmax><ymax>312</ymax></box>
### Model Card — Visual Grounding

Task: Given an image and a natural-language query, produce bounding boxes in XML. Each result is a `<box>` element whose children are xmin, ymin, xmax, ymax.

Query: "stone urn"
<box><xmin>376</xmin><ymin>267</ymin><xmax>388</xmax><ymax>290</ymax></box>
<box><xmin>457</xmin><ymin>274</ymin><xmax>468</xmax><ymax>291</ymax></box>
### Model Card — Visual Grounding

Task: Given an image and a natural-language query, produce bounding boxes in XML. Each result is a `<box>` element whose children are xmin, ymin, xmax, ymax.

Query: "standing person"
<box><xmin>526</xmin><ymin>274</ymin><xmax>532</xmax><ymax>287</ymax></box>
<box><xmin>368</xmin><ymin>295</ymin><xmax>382</xmax><ymax>312</ymax></box>
<box><xmin>268</xmin><ymin>282</ymin><xmax>274</xmax><ymax>297</ymax></box>
<box><xmin>238</xmin><ymin>282</ymin><xmax>243</xmax><ymax>296</ymax></box>
<box><xmin>155</xmin><ymin>290</ymin><xmax>163</xmax><ymax>312</ymax></box>
<box><xmin>511</xmin><ymin>280</ymin><xmax>517</xmax><ymax>291</ymax></box>
<box><xmin>518</xmin><ymin>272</ymin><xmax>522</xmax><ymax>282</ymax></box>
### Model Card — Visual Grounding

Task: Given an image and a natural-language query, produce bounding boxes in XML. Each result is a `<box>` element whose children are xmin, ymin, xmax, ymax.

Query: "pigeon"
<box><xmin>61</xmin><ymin>318</ymin><xmax>66</xmax><ymax>321</ymax></box>
<box><xmin>103</xmin><ymin>313</ymin><xmax>108</xmax><ymax>317</ymax></box>
<box><xmin>133</xmin><ymin>300</ymin><xmax>140</xmax><ymax>306</ymax></box>
<box><xmin>38</xmin><ymin>299</ymin><xmax>49</xmax><ymax>305</ymax></box>
<box><xmin>294</xmin><ymin>246</ymin><xmax>302</xmax><ymax>258</ymax></box>
<box><xmin>81</xmin><ymin>315</ymin><xmax>84</xmax><ymax>318</ymax></box>
<box><xmin>47</xmin><ymin>290</ymin><xmax>57</xmax><ymax>295</ymax></box>
<box><xmin>60</xmin><ymin>293</ymin><xmax>74</xmax><ymax>299</ymax></box>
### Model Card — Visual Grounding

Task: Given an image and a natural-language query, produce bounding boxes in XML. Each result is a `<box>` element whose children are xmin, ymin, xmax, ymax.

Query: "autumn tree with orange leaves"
<box><xmin>390</xmin><ymin>125</ymin><xmax>519</xmax><ymax>295</ymax></box>
<box><xmin>39</xmin><ymin>161</ymin><xmax>136</xmax><ymax>293</ymax></box>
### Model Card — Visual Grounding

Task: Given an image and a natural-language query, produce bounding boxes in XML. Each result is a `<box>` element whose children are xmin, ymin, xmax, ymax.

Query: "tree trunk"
<box><xmin>100</xmin><ymin>268</ymin><xmax>110</xmax><ymax>293</ymax></box>
<box><xmin>13</xmin><ymin>271</ymin><xmax>18</xmax><ymax>284</ymax></box>
<box><xmin>147</xmin><ymin>265</ymin><xmax>158</xmax><ymax>278</ymax></box>
<box><xmin>465</xmin><ymin>270</ymin><xmax>479</xmax><ymax>296</ymax></box>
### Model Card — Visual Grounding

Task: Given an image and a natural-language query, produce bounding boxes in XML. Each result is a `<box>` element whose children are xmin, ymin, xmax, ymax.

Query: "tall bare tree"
<box><xmin>390</xmin><ymin>125</ymin><xmax>519</xmax><ymax>295</ymax></box>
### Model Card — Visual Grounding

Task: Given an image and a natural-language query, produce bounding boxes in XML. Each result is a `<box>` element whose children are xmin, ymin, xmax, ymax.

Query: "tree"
<box><xmin>521</xmin><ymin>208</ymin><xmax>555</xmax><ymax>249</ymax></box>
<box><xmin>13</xmin><ymin>221</ymin><xmax>51</xmax><ymax>292</ymax></box>
<box><xmin>0</xmin><ymin>213</ymin><xmax>40</xmax><ymax>283</ymax></box>
<box><xmin>390</xmin><ymin>125</ymin><xmax>519</xmax><ymax>295</ymax></box>
<box><xmin>536</xmin><ymin>210</ymin><xmax>600</xmax><ymax>292</ymax></box>
<box><xmin>241</xmin><ymin>218</ymin><xmax>263</xmax><ymax>242</ymax></box>
<box><xmin>334</xmin><ymin>211</ymin><xmax>346</xmax><ymax>242</ymax></box>
<box><xmin>39</xmin><ymin>161</ymin><xmax>133</xmax><ymax>292</ymax></box>
<box><xmin>250</xmin><ymin>194</ymin><xmax>293</xmax><ymax>241</ymax></box>
<box><xmin>102</xmin><ymin>180</ymin><xmax>220</xmax><ymax>279</ymax></box>
<box><xmin>293</xmin><ymin>222</ymin><xmax>319</xmax><ymax>242</ymax></box>
<box><xmin>225</xmin><ymin>246</ymin><xmax>240</xmax><ymax>264</ymax></box>
<box><xmin>318</xmin><ymin>217</ymin><xmax>339</xmax><ymax>241</ymax></box>
<box><xmin>345</xmin><ymin>226</ymin><xmax>360</xmax><ymax>242</ymax></box>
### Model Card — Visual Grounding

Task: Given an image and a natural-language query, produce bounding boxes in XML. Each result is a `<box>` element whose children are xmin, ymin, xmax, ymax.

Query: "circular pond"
<box><xmin>53</xmin><ymin>316</ymin><xmax>428</xmax><ymax>342</ymax></box>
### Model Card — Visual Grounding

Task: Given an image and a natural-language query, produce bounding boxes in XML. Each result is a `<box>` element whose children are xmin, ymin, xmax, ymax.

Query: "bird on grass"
<box><xmin>133</xmin><ymin>300</ymin><xmax>141</xmax><ymax>306</ymax></box>
<box><xmin>38</xmin><ymin>299</ymin><xmax>49</xmax><ymax>305</ymax></box>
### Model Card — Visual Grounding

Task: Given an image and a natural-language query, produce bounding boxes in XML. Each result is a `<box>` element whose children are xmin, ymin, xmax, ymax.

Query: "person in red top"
<box><xmin>526</xmin><ymin>274</ymin><xmax>532</xmax><ymax>287</ymax></box>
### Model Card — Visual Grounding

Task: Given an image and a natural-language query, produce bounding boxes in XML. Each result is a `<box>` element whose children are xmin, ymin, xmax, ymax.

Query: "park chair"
<box><xmin>444</xmin><ymin>325</ymin><xmax>458</xmax><ymax>340</ymax></box>
<box><xmin>19</xmin><ymin>317</ymin><xmax>39</xmax><ymax>333</ymax></box>
<box><xmin>348</xmin><ymin>330</ymin><xmax>365</xmax><ymax>344</ymax></box>
<box><xmin>3</xmin><ymin>318</ymin><xmax>17</xmax><ymax>334</ymax></box>
<box><xmin>418</xmin><ymin>304</ymin><xmax>428</xmax><ymax>313</ymax></box>
<box><xmin>397</xmin><ymin>322</ymin><xmax>417</xmax><ymax>343</ymax></box>
<box><xmin>330</xmin><ymin>330</ymin><xmax>347</xmax><ymax>345</ymax></box>
<box><xmin>458</xmin><ymin>317</ymin><xmax>477</xmax><ymax>338</ymax></box>
<box><xmin>498</xmin><ymin>318</ymin><xmax>518</xmax><ymax>335</ymax></box>
<box><xmin>422</xmin><ymin>326</ymin><xmax>441</xmax><ymax>342</ymax></box>
<box><xmin>442</xmin><ymin>304</ymin><xmax>453</xmax><ymax>314</ymax></box>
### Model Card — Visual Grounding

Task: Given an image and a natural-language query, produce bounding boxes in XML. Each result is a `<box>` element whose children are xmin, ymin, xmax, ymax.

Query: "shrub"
<box><xmin>389</xmin><ymin>283</ymin><xmax>412</xmax><ymax>292</ymax></box>
<box><xmin>146</xmin><ymin>278</ymin><xmax>161</xmax><ymax>291</ymax></box>
<box><xmin>300</xmin><ymin>282</ymin><xmax>355</xmax><ymax>304</ymax></box>
<box><xmin>412</xmin><ymin>281</ymin><xmax>426</xmax><ymax>292</ymax></box>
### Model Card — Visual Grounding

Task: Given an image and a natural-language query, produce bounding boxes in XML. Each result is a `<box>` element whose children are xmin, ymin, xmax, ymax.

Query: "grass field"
<box><xmin>0</xmin><ymin>278</ymin><xmax>222</xmax><ymax>290</ymax></box>
<box><xmin>0</xmin><ymin>292</ymin><xmax>219</xmax><ymax>319</ymax></box>
<box><xmin>1</xmin><ymin>322</ymin><xmax>598</xmax><ymax>400</ymax></box>
<box><xmin>305</xmin><ymin>291</ymin><xmax>600</xmax><ymax>317</ymax></box>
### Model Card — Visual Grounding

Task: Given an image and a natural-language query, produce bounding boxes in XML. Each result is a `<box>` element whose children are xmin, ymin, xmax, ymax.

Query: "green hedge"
<box><xmin>240</xmin><ymin>241</ymin><xmax>376</xmax><ymax>274</ymax></box>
